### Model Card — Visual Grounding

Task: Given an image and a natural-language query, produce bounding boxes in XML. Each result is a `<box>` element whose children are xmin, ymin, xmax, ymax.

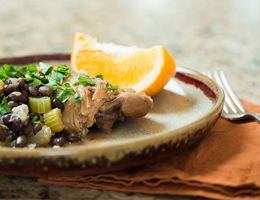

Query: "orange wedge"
<box><xmin>71</xmin><ymin>33</ymin><xmax>176</xmax><ymax>96</ymax></box>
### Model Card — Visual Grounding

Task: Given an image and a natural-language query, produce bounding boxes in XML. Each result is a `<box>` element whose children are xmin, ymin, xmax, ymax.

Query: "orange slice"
<box><xmin>71</xmin><ymin>33</ymin><xmax>176</xmax><ymax>96</ymax></box>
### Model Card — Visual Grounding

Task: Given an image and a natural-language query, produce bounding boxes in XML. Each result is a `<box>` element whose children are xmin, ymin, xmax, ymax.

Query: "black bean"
<box><xmin>3</xmin><ymin>85</ymin><xmax>16</xmax><ymax>95</ymax></box>
<box><xmin>7</xmin><ymin>92</ymin><xmax>22</xmax><ymax>102</ymax></box>
<box><xmin>17</xmin><ymin>79</ymin><xmax>25</xmax><ymax>88</ymax></box>
<box><xmin>15</xmin><ymin>136</ymin><xmax>27</xmax><ymax>147</ymax></box>
<box><xmin>54</xmin><ymin>130</ymin><xmax>67</xmax><ymax>139</ymax></box>
<box><xmin>33</xmin><ymin>124</ymin><xmax>42</xmax><ymax>134</ymax></box>
<box><xmin>39</xmin><ymin>86</ymin><xmax>52</xmax><ymax>96</ymax></box>
<box><xmin>2</xmin><ymin>114</ymin><xmax>11</xmax><ymax>125</ymax></box>
<box><xmin>11</xmin><ymin>118</ymin><xmax>23</xmax><ymax>132</ymax></box>
<box><xmin>28</xmin><ymin>86</ymin><xmax>39</xmax><ymax>96</ymax></box>
<box><xmin>51</xmin><ymin>137</ymin><xmax>65</xmax><ymax>146</ymax></box>
<box><xmin>67</xmin><ymin>132</ymin><xmax>81</xmax><ymax>143</ymax></box>
<box><xmin>5</xmin><ymin>79</ymin><xmax>12</xmax><ymax>85</ymax></box>
<box><xmin>0</xmin><ymin>125</ymin><xmax>8</xmax><ymax>141</ymax></box>
<box><xmin>22</xmin><ymin>83</ymin><xmax>29</xmax><ymax>92</ymax></box>
<box><xmin>19</xmin><ymin>91</ymin><xmax>28</xmax><ymax>103</ymax></box>
<box><xmin>18</xmin><ymin>79</ymin><xmax>25</xmax><ymax>87</ymax></box>
<box><xmin>5</xmin><ymin>130</ymin><xmax>16</xmax><ymax>142</ymax></box>
<box><xmin>52</xmin><ymin>98</ymin><xmax>64</xmax><ymax>111</ymax></box>
<box><xmin>8</xmin><ymin>101</ymin><xmax>18</xmax><ymax>109</ymax></box>
<box><xmin>24</xmin><ymin>123</ymin><xmax>34</xmax><ymax>136</ymax></box>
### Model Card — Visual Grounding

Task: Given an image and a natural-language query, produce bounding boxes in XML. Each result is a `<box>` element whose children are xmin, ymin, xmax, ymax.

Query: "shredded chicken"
<box><xmin>62</xmin><ymin>76</ymin><xmax>153</xmax><ymax>133</ymax></box>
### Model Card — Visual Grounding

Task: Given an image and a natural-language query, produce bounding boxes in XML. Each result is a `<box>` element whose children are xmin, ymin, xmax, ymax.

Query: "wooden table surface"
<box><xmin>0</xmin><ymin>0</ymin><xmax>259</xmax><ymax>199</ymax></box>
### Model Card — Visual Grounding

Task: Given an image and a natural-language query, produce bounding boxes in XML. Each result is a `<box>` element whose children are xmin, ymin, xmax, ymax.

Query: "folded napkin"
<box><xmin>39</xmin><ymin>100</ymin><xmax>260</xmax><ymax>200</ymax></box>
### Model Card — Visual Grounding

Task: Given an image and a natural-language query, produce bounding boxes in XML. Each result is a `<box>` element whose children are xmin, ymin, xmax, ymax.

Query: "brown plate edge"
<box><xmin>0</xmin><ymin>54</ymin><xmax>224</xmax><ymax>177</ymax></box>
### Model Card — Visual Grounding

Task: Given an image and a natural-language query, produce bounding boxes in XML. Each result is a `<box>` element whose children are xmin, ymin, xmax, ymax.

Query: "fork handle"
<box><xmin>251</xmin><ymin>113</ymin><xmax>260</xmax><ymax>124</ymax></box>
<box><xmin>222</xmin><ymin>113</ymin><xmax>260</xmax><ymax>124</ymax></box>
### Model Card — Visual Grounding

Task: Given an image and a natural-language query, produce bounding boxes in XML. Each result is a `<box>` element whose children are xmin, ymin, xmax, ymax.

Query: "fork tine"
<box><xmin>212</xmin><ymin>71</ymin><xmax>238</xmax><ymax>114</ymax></box>
<box><xmin>206</xmin><ymin>72</ymin><xmax>231</xmax><ymax>114</ymax></box>
<box><xmin>221</xmin><ymin>100</ymin><xmax>232</xmax><ymax>115</ymax></box>
<box><xmin>204</xmin><ymin>71</ymin><xmax>258</xmax><ymax>123</ymax></box>
<box><xmin>218</xmin><ymin>71</ymin><xmax>247</xmax><ymax>113</ymax></box>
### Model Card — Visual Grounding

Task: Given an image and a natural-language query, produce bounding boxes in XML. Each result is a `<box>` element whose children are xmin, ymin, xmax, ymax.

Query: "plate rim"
<box><xmin>0</xmin><ymin>64</ymin><xmax>224</xmax><ymax>163</ymax></box>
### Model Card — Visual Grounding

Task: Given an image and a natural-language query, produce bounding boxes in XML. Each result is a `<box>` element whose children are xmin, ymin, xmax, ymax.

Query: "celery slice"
<box><xmin>29</xmin><ymin>97</ymin><xmax>51</xmax><ymax>114</ymax></box>
<box><xmin>28</xmin><ymin>125</ymin><xmax>52</xmax><ymax>144</ymax></box>
<box><xmin>44</xmin><ymin>108</ymin><xmax>64</xmax><ymax>132</ymax></box>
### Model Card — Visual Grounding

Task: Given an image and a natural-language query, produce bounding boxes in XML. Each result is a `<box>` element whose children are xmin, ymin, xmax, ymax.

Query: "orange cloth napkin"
<box><xmin>39</xmin><ymin>100</ymin><xmax>260</xmax><ymax>200</ymax></box>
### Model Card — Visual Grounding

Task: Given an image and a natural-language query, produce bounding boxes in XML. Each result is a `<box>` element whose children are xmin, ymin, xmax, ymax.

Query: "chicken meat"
<box><xmin>62</xmin><ymin>75</ymin><xmax>153</xmax><ymax>134</ymax></box>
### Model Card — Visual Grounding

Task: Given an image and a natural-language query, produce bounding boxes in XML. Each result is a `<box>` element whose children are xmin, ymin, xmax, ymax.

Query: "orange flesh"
<box><xmin>71</xmin><ymin>33</ymin><xmax>176</xmax><ymax>96</ymax></box>
<box><xmin>76</xmin><ymin>49</ymin><xmax>157</xmax><ymax>88</ymax></box>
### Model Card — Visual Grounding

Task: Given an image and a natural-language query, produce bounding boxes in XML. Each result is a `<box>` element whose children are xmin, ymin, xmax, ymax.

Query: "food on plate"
<box><xmin>0</xmin><ymin>63</ymin><xmax>153</xmax><ymax>148</ymax></box>
<box><xmin>71</xmin><ymin>33</ymin><xmax>176</xmax><ymax>96</ymax></box>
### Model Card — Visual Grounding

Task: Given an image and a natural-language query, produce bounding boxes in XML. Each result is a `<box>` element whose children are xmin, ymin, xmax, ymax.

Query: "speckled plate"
<box><xmin>0</xmin><ymin>54</ymin><xmax>224</xmax><ymax>177</ymax></box>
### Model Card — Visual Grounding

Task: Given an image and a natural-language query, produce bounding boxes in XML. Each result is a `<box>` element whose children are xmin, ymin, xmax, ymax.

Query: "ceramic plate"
<box><xmin>0</xmin><ymin>54</ymin><xmax>224</xmax><ymax>177</ymax></box>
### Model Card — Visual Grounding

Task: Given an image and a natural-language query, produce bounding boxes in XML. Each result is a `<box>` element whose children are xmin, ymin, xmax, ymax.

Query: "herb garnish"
<box><xmin>30</xmin><ymin>78</ymin><xmax>42</xmax><ymax>87</ymax></box>
<box><xmin>56</xmin><ymin>83</ymin><xmax>82</xmax><ymax>103</ymax></box>
<box><xmin>107</xmin><ymin>84</ymin><xmax>118</xmax><ymax>90</ymax></box>
<box><xmin>0</xmin><ymin>63</ymin><xmax>117</xmax><ymax>103</ymax></box>
<box><xmin>0</xmin><ymin>64</ymin><xmax>19</xmax><ymax>79</ymax></box>
<box><xmin>20</xmin><ymin>64</ymin><xmax>38</xmax><ymax>75</ymax></box>
<box><xmin>54</xmin><ymin>65</ymin><xmax>70</xmax><ymax>77</ymax></box>
<box><xmin>47</xmin><ymin>65</ymin><xmax>70</xmax><ymax>87</ymax></box>
<box><xmin>0</xmin><ymin>97</ymin><xmax>11</xmax><ymax>115</ymax></box>
<box><xmin>0</xmin><ymin>63</ymin><xmax>81</xmax><ymax>103</ymax></box>
<box><xmin>49</xmin><ymin>72</ymin><xmax>65</xmax><ymax>85</ymax></box>
<box><xmin>74</xmin><ymin>93</ymin><xmax>82</xmax><ymax>103</ymax></box>
<box><xmin>0</xmin><ymin>64</ymin><xmax>39</xmax><ymax>81</ymax></box>
<box><xmin>95</xmin><ymin>74</ymin><xmax>104</xmax><ymax>79</ymax></box>
<box><xmin>31</xmin><ymin>115</ymin><xmax>41</xmax><ymax>124</ymax></box>
<box><xmin>39</xmin><ymin>62</ymin><xmax>53</xmax><ymax>75</ymax></box>
<box><xmin>74</xmin><ymin>74</ymin><xmax>96</xmax><ymax>86</ymax></box>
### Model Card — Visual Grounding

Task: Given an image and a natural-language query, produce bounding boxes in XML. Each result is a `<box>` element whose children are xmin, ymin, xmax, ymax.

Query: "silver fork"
<box><xmin>204</xmin><ymin>71</ymin><xmax>260</xmax><ymax>123</ymax></box>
